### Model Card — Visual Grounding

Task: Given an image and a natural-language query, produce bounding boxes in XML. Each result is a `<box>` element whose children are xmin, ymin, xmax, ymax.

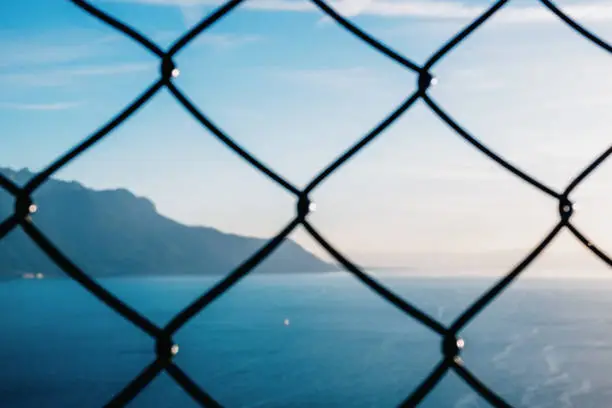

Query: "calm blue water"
<box><xmin>2</xmin><ymin>274</ymin><xmax>612</xmax><ymax>407</ymax></box>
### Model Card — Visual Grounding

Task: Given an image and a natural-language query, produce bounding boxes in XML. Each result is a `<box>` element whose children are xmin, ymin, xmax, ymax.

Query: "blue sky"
<box><xmin>1</xmin><ymin>0</ymin><xmax>612</xmax><ymax>272</ymax></box>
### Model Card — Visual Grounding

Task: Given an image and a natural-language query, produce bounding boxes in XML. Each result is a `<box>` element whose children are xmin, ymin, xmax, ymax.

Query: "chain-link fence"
<box><xmin>1</xmin><ymin>0</ymin><xmax>611</xmax><ymax>406</ymax></box>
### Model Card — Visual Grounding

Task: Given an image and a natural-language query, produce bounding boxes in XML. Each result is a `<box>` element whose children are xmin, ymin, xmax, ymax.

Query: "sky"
<box><xmin>1</xmin><ymin>0</ymin><xmax>611</xmax><ymax>273</ymax></box>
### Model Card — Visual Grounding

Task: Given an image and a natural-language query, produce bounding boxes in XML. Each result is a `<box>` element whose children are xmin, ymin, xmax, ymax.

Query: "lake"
<box><xmin>2</xmin><ymin>273</ymin><xmax>612</xmax><ymax>407</ymax></box>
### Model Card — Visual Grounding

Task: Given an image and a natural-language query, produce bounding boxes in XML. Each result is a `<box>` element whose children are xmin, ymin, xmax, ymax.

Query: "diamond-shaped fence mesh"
<box><xmin>2</xmin><ymin>0</ymin><xmax>611</xmax><ymax>406</ymax></box>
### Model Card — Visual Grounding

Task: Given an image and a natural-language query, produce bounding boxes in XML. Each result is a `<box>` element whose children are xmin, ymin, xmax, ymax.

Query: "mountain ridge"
<box><xmin>0</xmin><ymin>167</ymin><xmax>336</xmax><ymax>279</ymax></box>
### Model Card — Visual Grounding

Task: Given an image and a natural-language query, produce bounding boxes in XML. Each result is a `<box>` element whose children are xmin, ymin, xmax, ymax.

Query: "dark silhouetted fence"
<box><xmin>1</xmin><ymin>0</ymin><xmax>611</xmax><ymax>406</ymax></box>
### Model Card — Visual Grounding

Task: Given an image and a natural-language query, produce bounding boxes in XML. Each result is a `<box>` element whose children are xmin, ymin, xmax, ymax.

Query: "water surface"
<box><xmin>2</xmin><ymin>274</ymin><xmax>612</xmax><ymax>407</ymax></box>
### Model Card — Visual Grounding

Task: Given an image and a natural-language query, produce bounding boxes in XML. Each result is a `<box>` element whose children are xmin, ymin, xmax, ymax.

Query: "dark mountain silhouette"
<box><xmin>0</xmin><ymin>167</ymin><xmax>336</xmax><ymax>279</ymax></box>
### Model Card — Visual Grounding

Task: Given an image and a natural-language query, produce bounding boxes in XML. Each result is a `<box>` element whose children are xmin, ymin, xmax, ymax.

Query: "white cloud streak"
<box><xmin>65</xmin><ymin>62</ymin><xmax>156</xmax><ymax>76</ymax></box>
<box><xmin>192</xmin><ymin>33</ymin><xmax>264</xmax><ymax>46</ymax></box>
<box><xmin>0</xmin><ymin>34</ymin><xmax>121</xmax><ymax>69</ymax></box>
<box><xmin>273</xmin><ymin>66</ymin><xmax>383</xmax><ymax>88</ymax></box>
<box><xmin>0</xmin><ymin>101</ymin><xmax>82</xmax><ymax>111</ymax></box>
<box><xmin>1</xmin><ymin>62</ymin><xmax>155</xmax><ymax>87</ymax></box>
<box><xmin>101</xmin><ymin>0</ymin><xmax>612</xmax><ymax>23</ymax></box>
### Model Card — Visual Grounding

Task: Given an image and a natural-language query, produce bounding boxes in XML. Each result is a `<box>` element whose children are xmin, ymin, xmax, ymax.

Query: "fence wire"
<box><xmin>1</xmin><ymin>0</ymin><xmax>612</xmax><ymax>406</ymax></box>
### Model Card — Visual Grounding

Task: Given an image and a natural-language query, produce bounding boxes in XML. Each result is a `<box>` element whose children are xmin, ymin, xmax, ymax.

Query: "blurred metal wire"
<box><xmin>1</xmin><ymin>0</ymin><xmax>611</xmax><ymax>406</ymax></box>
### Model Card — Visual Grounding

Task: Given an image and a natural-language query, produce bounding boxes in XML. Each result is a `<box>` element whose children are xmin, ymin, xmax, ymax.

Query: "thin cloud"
<box><xmin>104</xmin><ymin>0</ymin><xmax>312</xmax><ymax>11</ymax></box>
<box><xmin>186</xmin><ymin>33</ymin><xmax>263</xmax><ymax>47</ymax></box>
<box><xmin>0</xmin><ymin>43</ymin><xmax>96</xmax><ymax>68</ymax></box>
<box><xmin>496</xmin><ymin>3</ymin><xmax>612</xmax><ymax>23</ymax></box>
<box><xmin>67</xmin><ymin>62</ymin><xmax>156</xmax><ymax>76</ymax></box>
<box><xmin>148</xmin><ymin>29</ymin><xmax>263</xmax><ymax>48</ymax></box>
<box><xmin>0</xmin><ymin>34</ymin><xmax>121</xmax><ymax>69</ymax></box>
<box><xmin>102</xmin><ymin>0</ymin><xmax>612</xmax><ymax>23</ymax></box>
<box><xmin>0</xmin><ymin>101</ymin><xmax>82</xmax><ymax>111</ymax></box>
<box><xmin>274</xmin><ymin>66</ymin><xmax>382</xmax><ymax>88</ymax></box>
<box><xmin>1</xmin><ymin>62</ymin><xmax>155</xmax><ymax>87</ymax></box>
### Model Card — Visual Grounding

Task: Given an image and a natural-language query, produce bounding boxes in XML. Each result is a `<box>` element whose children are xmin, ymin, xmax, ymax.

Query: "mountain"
<box><xmin>0</xmin><ymin>167</ymin><xmax>336</xmax><ymax>279</ymax></box>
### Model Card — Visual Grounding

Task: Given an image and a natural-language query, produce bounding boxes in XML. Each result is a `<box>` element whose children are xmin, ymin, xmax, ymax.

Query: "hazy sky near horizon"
<box><xmin>1</xmin><ymin>0</ymin><xmax>611</xmax><ymax>271</ymax></box>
